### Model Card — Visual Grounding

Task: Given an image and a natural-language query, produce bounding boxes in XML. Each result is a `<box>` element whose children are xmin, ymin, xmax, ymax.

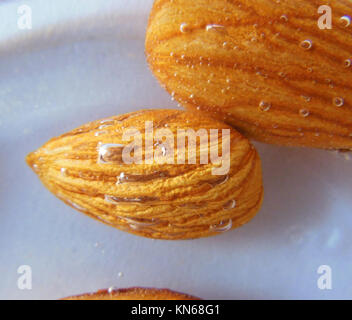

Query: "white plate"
<box><xmin>1</xmin><ymin>0</ymin><xmax>351</xmax><ymax>300</ymax></box>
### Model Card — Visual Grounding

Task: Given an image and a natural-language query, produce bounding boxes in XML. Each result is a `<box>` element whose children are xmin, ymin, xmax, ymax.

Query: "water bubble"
<box><xmin>340</xmin><ymin>15</ymin><xmax>351</xmax><ymax>27</ymax></box>
<box><xmin>210</xmin><ymin>219</ymin><xmax>233</xmax><ymax>233</ymax></box>
<box><xmin>301</xmin><ymin>95</ymin><xmax>311</xmax><ymax>102</ymax></box>
<box><xmin>299</xmin><ymin>109</ymin><xmax>310</xmax><ymax>117</ymax></box>
<box><xmin>280</xmin><ymin>14</ymin><xmax>288</xmax><ymax>22</ymax></box>
<box><xmin>116</xmin><ymin>172</ymin><xmax>126</xmax><ymax>185</ymax></box>
<box><xmin>161</xmin><ymin>146</ymin><xmax>167</xmax><ymax>156</ymax></box>
<box><xmin>205</xmin><ymin>24</ymin><xmax>226</xmax><ymax>33</ymax></box>
<box><xmin>98</xmin><ymin>143</ymin><xmax>124</xmax><ymax>164</ymax></box>
<box><xmin>60</xmin><ymin>168</ymin><xmax>67</xmax><ymax>176</ymax></box>
<box><xmin>180</xmin><ymin>23</ymin><xmax>189</xmax><ymax>33</ymax></box>
<box><xmin>224</xmin><ymin>200</ymin><xmax>236</xmax><ymax>210</ymax></box>
<box><xmin>344</xmin><ymin>59</ymin><xmax>351</xmax><ymax>68</ymax></box>
<box><xmin>108</xmin><ymin>287</ymin><xmax>116</xmax><ymax>294</ymax></box>
<box><xmin>100</xmin><ymin>119</ymin><xmax>115</xmax><ymax>125</ymax></box>
<box><xmin>259</xmin><ymin>101</ymin><xmax>271</xmax><ymax>111</ymax></box>
<box><xmin>300</xmin><ymin>39</ymin><xmax>313</xmax><ymax>50</ymax></box>
<box><xmin>333</xmin><ymin>97</ymin><xmax>344</xmax><ymax>107</ymax></box>
<box><xmin>94</xmin><ymin>130</ymin><xmax>108</xmax><ymax>136</ymax></box>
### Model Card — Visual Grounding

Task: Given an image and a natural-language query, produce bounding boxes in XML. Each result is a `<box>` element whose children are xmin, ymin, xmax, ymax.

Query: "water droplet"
<box><xmin>205</xmin><ymin>24</ymin><xmax>226</xmax><ymax>33</ymax></box>
<box><xmin>123</xmin><ymin>216</ymin><xmax>157</xmax><ymax>228</ymax></box>
<box><xmin>180</xmin><ymin>23</ymin><xmax>189</xmax><ymax>33</ymax></box>
<box><xmin>105</xmin><ymin>195</ymin><xmax>157</xmax><ymax>204</ymax></box>
<box><xmin>95</xmin><ymin>130</ymin><xmax>108</xmax><ymax>136</ymax></box>
<box><xmin>210</xmin><ymin>219</ymin><xmax>233</xmax><ymax>233</ymax></box>
<box><xmin>280</xmin><ymin>14</ymin><xmax>288</xmax><ymax>22</ymax></box>
<box><xmin>161</xmin><ymin>146</ymin><xmax>167</xmax><ymax>156</ymax></box>
<box><xmin>340</xmin><ymin>15</ymin><xmax>351</xmax><ymax>27</ymax></box>
<box><xmin>259</xmin><ymin>101</ymin><xmax>271</xmax><ymax>111</ymax></box>
<box><xmin>108</xmin><ymin>287</ymin><xmax>116</xmax><ymax>294</ymax></box>
<box><xmin>100</xmin><ymin>119</ymin><xmax>115</xmax><ymax>125</ymax></box>
<box><xmin>333</xmin><ymin>97</ymin><xmax>344</xmax><ymax>107</ymax></box>
<box><xmin>344</xmin><ymin>59</ymin><xmax>351</xmax><ymax>68</ymax></box>
<box><xmin>224</xmin><ymin>200</ymin><xmax>236</xmax><ymax>210</ymax></box>
<box><xmin>116</xmin><ymin>172</ymin><xmax>126</xmax><ymax>185</ymax></box>
<box><xmin>60</xmin><ymin>168</ymin><xmax>67</xmax><ymax>176</ymax></box>
<box><xmin>299</xmin><ymin>109</ymin><xmax>310</xmax><ymax>117</ymax></box>
<box><xmin>300</xmin><ymin>39</ymin><xmax>313</xmax><ymax>50</ymax></box>
<box><xmin>301</xmin><ymin>95</ymin><xmax>311</xmax><ymax>102</ymax></box>
<box><xmin>118</xmin><ymin>272</ymin><xmax>123</xmax><ymax>278</ymax></box>
<box><xmin>98</xmin><ymin>144</ymin><xmax>124</xmax><ymax>164</ymax></box>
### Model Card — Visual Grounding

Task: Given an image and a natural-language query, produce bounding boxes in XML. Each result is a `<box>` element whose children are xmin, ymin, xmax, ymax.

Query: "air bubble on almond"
<box><xmin>99</xmin><ymin>124</ymin><xmax>112</xmax><ymax>130</ymax></box>
<box><xmin>98</xmin><ymin>143</ymin><xmax>124</xmax><ymax>164</ymax></box>
<box><xmin>333</xmin><ymin>97</ymin><xmax>344</xmax><ymax>107</ymax></box>
<box><xmin>205</xmin><ymin>24</ymin><xmax>227</xmax><ymax>33</ymax></box>
<box><xmin>100</xmin><ymin>119</ymin><xmax>115</xmax><ymax>125</ymax></box>
<box><xmin>280</xmin><ymin>14</ymin><xmax>288</xmax><ymax>22</ymax></box>
<box><xmin>344</xmin><ymin>59</ymin><xmax>351</xmax><ymax>68</ymax></box>
<box><xmin>210</xmin><ymin>219</ymin><xmax>233</xmax><ymax>233</ymax></box>
<box><xmin>299</xmin><ymin>109</ymin><xmax>310</xmax><ymax>117</ymax></box>
<box><xmin>259</xmin><ymin>101</ymin><xmax>271</xmax><ymax>111</ymax></box>
<box><xmin>61</xmin><ymin>168</ymin><xmax>67</xmax><ymax>177</ymax></box>
<box><xmin>108</xmin><ymin>287</ymin><xmax>117</xmax><ymax>294</ymax></box>
<box><xmin>95</xmin><ymin>130</ymin><xmax>108</xmax><ymax>137</ymax></box>
<box><xmin>224</xmin><ymin>200</ymin><xmax>236</xmax><ymax>210</ymax></box>
<box><xmin>301</xmin><ymin>95</ymin><xmax>311</xmax><ymax>102</ymax></box>
<box><xmin>340</xmin><ymin>15</ymin><xmax>351</xmax><ymax>27</ymax></box>
<box><xmin>180</xmin><ymin>23</ymin><xmax>189</xmax><ymax>33</ymax></box>
<box><xmin>300</xmin><ymin>39</ymin><xmax>313</xmax><ymax>50</ymax></box>
<box><xmin>123</xmin><ymin>217</ymin><xmax>157</xmax><ymax>228</ymax></box>
<box><xmin>116</xmin><ymin>172</ymin><xmax>127</xmax><ymax>185</ymax></box>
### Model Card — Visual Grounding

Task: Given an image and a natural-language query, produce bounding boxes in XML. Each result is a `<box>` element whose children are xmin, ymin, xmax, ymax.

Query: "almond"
<box><xmin>146</xmin><ymin>0</ymin><xmax>352</xmax><ymax>149</ymax></box>
<box><xmin>63</xmin><ymin>287</ymin><xmax>200</xmax><ymax>300</ymax></box>
<box><xmin>26</xmin><ymin>109</ymin><xmax>263</xmax><ymax>240</ymax></box>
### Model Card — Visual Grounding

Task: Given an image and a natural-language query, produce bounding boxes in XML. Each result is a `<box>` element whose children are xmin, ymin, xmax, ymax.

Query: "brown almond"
<box><xmin>63</xmin><ymin>287</ymin><xmax>200</xmax><ymax>300</ymax></box>
<box><xmin>146</xmin><ymin>0</ymin><xmax>352</xmax><ymax>149</ymax></box>
<box><xmin>26</xmin><ymin>109</ymin><xmax>263</xmax><ymax>240</ymax></box>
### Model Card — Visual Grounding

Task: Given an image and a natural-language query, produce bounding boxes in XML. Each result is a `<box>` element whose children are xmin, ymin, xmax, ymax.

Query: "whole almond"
<box><xmin>26</xmin><ymin>109</ymin><xmax>263</xmax><ymax>240</ymax></box>
<box><xmin>63</xmin><ymin>287</ymin><xmax>200</xmax><ymax>300</ymax></box>
<box><xmin>146</xmin><ymin>0</ymin><xmax>352</xmax><ymax>149</ymax></box>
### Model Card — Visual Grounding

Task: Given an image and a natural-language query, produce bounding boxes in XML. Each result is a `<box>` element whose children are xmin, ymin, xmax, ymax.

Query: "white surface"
<box><xmin>1</xmin><ymin>0</ymin><xmax>352</xmax><ymax>300</ymax></box>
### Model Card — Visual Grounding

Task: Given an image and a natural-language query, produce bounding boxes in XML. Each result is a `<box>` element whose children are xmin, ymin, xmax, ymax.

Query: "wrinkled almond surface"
<box><xmin>146</xmin><ymin>0</ymin><xmax>352</xmax><ymax>149</ymax></box>
<box><xmin>26</xmin><ymin>109</ymin><xmax>263</xmax><ymax>240</ymax></box>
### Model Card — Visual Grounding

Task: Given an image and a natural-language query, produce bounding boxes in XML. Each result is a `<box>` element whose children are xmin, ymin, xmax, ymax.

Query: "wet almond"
<box><xmin>26</xmin><ymin>109</ymin><xmax>263</xmax><ymax>240</ymax></box>
<box><xmin>146</xmin><ymin>0</ymin><xmax>352</xmax><ymax>149</ymax></box>
<box><xmin>63</xmin><ymin>287</ymin><xmax>200</xmax><ymax>300</ymax></box>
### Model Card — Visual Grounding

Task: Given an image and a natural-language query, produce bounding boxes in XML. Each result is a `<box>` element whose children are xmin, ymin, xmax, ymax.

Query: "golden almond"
<box><xmin>146</xmin><ymin>0</ymin><xmax>352</xmax><ymax>149</ymax></box>
<box><xmin>26</xmin><ymin>109</ymin><xmax>263</xmax><ymax>240</ymax></box>
<box><xmin>63</xmin><ymin>287</ymin><xmax>200</xmax><ymax>300</ymax></box>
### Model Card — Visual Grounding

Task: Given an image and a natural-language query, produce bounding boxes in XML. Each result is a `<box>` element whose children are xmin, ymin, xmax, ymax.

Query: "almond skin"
<box><xmin>63</xmin><ymin>287</ymin><xmax>200</xmax><ymax>300</ymax></box>
<box><xmin>146</xmin><ymin>0</ymin><xmax>352</xmax><ymax>149</ymax></box>
<box><xmin>26</xmin><ymin>109</ymin><xmax>263</xmax><ymax>240</ymax></box>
